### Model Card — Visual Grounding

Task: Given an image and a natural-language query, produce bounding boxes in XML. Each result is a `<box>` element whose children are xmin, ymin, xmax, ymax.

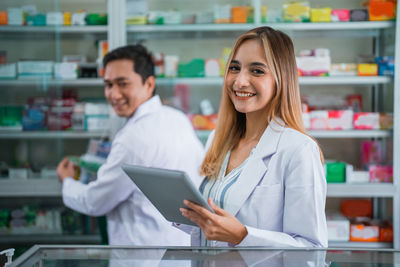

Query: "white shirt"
<box><xmin>62</xmin><ymin>95</ymin><xmax>205</xmax><ymax>245</ymax></box>
<box><xmin>178</xmin><ymin>119</ymin><xmax>328</xmax><ymax>248</ymax></box>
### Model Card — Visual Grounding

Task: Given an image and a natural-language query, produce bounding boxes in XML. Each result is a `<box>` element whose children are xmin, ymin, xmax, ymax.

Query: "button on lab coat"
<box><xmin>179</xmin><ymin>119</ymin><xmax>328</xmax><ymax>247</ymax></box>
<box><xmin>62</xmin><ymin>96</ymin><xmax>205</xmax><ymax>245</ymax></box>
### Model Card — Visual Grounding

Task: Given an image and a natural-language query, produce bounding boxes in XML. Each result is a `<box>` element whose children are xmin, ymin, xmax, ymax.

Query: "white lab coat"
<box><xmin>178</xmin><ymin>119</ymin><xmax>328</xmax><ymax>247</ymax></box>
<box><xmin>62</xmin><ymin>95</ymin><xmax>205</xmax><ymax>245</ymax></box>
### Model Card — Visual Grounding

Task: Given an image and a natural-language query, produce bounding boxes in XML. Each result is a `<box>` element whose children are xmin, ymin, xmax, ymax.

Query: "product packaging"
<box><xmin>354</xmin><ymin>112</ymin><xmax>380</xmax><ymax>129</ymax></box>
<box><xmin>331</xmin><ymin>9</ymin><xmax>350</xmax><ymax>22</ymax></box>
<box><xmin>369</xmin><ymin>165</ymin><xmax>393</xmax><ymax>183</ymax></box>
<box><xmin>283</xmin><ymin>1</ymin><xmax>310</xmax><ymax>22</ymax></box>
<box><xmin>310</xmin><ymin>8</ymin><xmax>331</xmax><ymax>22</ymax></box>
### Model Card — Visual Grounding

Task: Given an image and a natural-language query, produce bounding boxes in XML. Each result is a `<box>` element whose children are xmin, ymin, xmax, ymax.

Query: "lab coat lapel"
<box><xmin>224</xmin><ymin>119</ymin><xmax>285</xmax><ymax>216</ymax></box>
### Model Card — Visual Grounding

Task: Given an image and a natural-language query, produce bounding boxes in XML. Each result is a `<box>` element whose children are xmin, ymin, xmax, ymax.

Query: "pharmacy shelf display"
<box><xmin>125</xmin><ymin>3</ymin><xmax>400</xmax><ymax>249</ymax></box>
<box><xmin>0</xmin><ymin>76</ymin><xmax>392</xmax><ymax>88</ymax></box>
<box><xmin>0</xmin><ymin>25</ymin><xmax>107</xmax><ymax>33</ymax></box>
<box><xmin>0</xmin><ymin>131</ymin><xmax>108</xmax><ymax>139</ymax></box>
<box><xmin>1</xmin><ymin>179</ymin><xmax>395</xmax><ymax>198</ymax></box>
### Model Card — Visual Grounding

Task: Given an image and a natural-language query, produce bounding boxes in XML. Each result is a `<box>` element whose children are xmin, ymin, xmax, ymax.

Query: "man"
<box><xmin>57</xmin><ymin>44</ymin><xmax>204</xmax><ymax>245</ymax></box>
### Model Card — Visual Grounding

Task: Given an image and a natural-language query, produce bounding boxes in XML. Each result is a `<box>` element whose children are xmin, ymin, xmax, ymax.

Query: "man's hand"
<box><xmin>57</xmin><ymin>157</ymin><xmax>76</xmax><ymax>183</ymax></box>
<box><xmin>180</xmin><ymin>198</ymin><xmax>248</xmax><ymax>245</ymax></box>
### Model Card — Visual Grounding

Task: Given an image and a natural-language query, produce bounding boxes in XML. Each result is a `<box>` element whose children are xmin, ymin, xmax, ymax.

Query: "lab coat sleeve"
<box><xmin>238</xmin><ymin>140</ymin><xmax>328</xmax><ymax>248</ymax></box>
<box><xmin>172</xmin><ymin>223</ymin><xmax>201</xmax><ymax>246</ymax></box>
<box><xmin>62</xmin><ymin>142</ymin><xmax>136</xmax><ymax>216</ymax></box>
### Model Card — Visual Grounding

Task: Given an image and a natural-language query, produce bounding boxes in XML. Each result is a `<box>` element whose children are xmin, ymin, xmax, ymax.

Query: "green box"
<box><xmin>325</xmin><ymin>162</ymin><xmax>346</xmax><ymax>183</ymax></box>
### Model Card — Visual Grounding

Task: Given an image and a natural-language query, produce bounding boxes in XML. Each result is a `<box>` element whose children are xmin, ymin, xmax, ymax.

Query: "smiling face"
<box><xmin>104</xmin><ymin>59</ymin><xmax>155</xmax><ymax>118</ymax></box>
<box><xmin>226</xmin><ymin>39</ymin><xmax>276</xmax><ymax>116</ymax></box>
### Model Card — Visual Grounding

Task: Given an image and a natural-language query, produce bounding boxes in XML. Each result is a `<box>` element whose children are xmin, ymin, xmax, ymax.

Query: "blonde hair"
<box><xmin>200</xmin><ymin>26</ymin><xmax>323</xmax><ymax>179</ymax></box>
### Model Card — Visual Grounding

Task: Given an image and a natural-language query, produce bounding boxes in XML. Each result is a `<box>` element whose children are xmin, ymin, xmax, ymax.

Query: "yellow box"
<box><xmin>283</xmin><ymin>1</ymin><xmax>310</xmax><ymax>22</ymax></box>
<box><xmin>310</xmin><ymin>8</ymin><xmax>331</xmax><ymax>22</ymax></box>
<box><xmin>357</xmin><ymin>64</ymin><xmax>378</xmax><ymax>76</ymax></box>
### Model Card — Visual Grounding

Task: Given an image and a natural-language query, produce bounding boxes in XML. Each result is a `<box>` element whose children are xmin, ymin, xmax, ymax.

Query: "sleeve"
<box><xmin>62</xmin><ymin>142</ymin><xmax>137</xmax><ymax>216</ymax></box>
<box><xmin>172</xmin><ymin>223</ymin><xmax>201</xmax><ymax>246</ymax></box>
<box><xmin>238</xmin><ymin>140</ymin><xmax>328</xmax><ymax>248</ymax></box>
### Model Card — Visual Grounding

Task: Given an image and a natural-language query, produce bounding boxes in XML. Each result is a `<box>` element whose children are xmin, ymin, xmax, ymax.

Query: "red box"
<box><xmin>353</xmin><ymin>112</ymin><xmax>380</xmax><ymax>129</ymax></box>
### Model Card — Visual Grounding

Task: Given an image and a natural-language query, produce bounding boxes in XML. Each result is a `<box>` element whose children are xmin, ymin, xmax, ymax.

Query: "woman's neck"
<box><xmin>243</xmin><ymin>112</ymin><xmax>268</xmax><ymax>143</ymax></box>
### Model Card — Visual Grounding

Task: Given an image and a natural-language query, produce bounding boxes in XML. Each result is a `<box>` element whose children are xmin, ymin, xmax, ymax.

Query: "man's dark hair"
<box><xmin>103</xmin><ymin>44</ymin><xmax>155</xmax><ymax>85</ymax></box>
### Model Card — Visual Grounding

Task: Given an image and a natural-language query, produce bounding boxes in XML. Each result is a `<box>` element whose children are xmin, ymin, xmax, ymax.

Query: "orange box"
<box><xmin>358</xmin><ymin>63</ymin><xmax>378</xmax><ymax>76</ymax></box>
<box><xmin>231</xmin><ymin>6</ymin><xmax>247</xmax><ymax>23</ymax></box>
<box><xmin>350</xmin><ymin>224</ymin><xmax>379</xmax><ymax>242</ymax></box>
<box><xmin>369</xmin><ymin>0</ymin><xmax>396</xmax><ymax>21</ymax></box>
<box><xmin>341</xmin><ymin>200</ymin><xmax>372</xmax><ymax>218</ymax></box>
<box><xmin>0</xmin><ymin>11</ymin><xmax>7</xmax><ymax>25</ymax></box>
<box><xmin>380</xmin><ymin>225</ymin><xmax>393</xmax><ymax>242</ymax></box>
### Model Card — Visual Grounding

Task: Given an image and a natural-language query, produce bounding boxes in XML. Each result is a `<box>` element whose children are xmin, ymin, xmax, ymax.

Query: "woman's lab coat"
<box><xmin>181</xmin><ymin>119</ymin><xmax>328</xmax><ymax>247</ymax></box>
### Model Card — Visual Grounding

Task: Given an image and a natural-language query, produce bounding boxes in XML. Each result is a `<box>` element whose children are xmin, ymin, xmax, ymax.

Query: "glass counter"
<box><xmin>11</xmin><ymin>245</ymin><xmax>400</xmax><ymax>266</ymax></box>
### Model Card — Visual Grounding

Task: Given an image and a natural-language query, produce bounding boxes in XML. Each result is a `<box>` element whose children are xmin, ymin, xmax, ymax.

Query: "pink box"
<box><xmin>354</xmin><ymin>112</ymin><xmax>380</xmax><ymax>130</ymax></box>
<box><xmin>331</xmin><ymin>9</ymin><xmax>350</xmax><ymax>22</ymax></box>
<box><xmin>369</xmin><ymin>165</ymin><xmax>393</xmax><ymax>183</ymax></box>
<box><xmin>310</xmin><ymin>110</ymin><xmax>353</xmax><ymax>130</ymax></box>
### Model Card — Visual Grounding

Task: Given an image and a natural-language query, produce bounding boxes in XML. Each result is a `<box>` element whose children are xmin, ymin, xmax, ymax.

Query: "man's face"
<box><xmin>104</xmin><ymin>59</ymin><xmax>155</xmax><ymax>118</ymax></box>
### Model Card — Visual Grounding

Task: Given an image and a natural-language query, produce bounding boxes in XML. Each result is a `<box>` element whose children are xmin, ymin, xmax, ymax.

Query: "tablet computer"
<box><xmin>121</xmin><ymin>164</ymin><xmax>213</xmax><ymax>226</ymax></box>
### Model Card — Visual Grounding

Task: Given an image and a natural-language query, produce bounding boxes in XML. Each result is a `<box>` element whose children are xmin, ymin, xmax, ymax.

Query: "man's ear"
<box><xmin>145</xmin><ymin>76</ymin><xmax>156</xmax><ymax>95</ymax></box>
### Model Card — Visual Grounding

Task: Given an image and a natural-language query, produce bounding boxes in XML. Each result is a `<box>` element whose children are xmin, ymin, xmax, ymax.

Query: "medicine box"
<box><xmin>327</xmin><ymin>214</ymin><xmax>350</xmax><ymax>241</ymax></box>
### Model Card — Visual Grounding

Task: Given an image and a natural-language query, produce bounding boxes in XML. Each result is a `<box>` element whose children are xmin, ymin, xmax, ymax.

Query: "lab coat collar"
<box><xmin>224</xmin><ymin>118</ymin><xmax>285</xmax><ymax>216</ymax></box>
<box><xmin>127</xmin><ymin>95</ymin><xmax>162</xmax><ymax>125</ymax></box>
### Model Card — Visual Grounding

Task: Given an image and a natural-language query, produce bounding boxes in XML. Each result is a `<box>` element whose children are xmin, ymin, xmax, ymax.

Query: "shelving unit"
<box><xmin>0</xmin><ymin>0</ymin><xmax>398</xmax><ymax>250</ymax></box>
<box><xmin>124</xmin><ymin>1</ymin><xmax>399</xmax><ymax>249</ymax></box>
<box><xmin>0</xmin><ymin>234</ymin><xmax>101</xmax><ymax>244</ymax></box>
<box><xmin>0</xmin><ymin>131</ymin><xmax>108</xmax><ymax>139</ymax></box>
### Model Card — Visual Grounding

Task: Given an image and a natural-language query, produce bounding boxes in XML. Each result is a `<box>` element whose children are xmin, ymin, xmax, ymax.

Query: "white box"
<box><xmin>0</xmin><ymin>63</ymin><xmax>17</xmax><ymax>79</ymax></box>
<box><xmin>9</xmin><ymin>168</ymin><xmax>28</xmax><ymax>180</ymax></box>
<box><xmin>46</xmin><ymin>12</ymin><xmax>64</xmax><ymax>25</ymax></box>
<box><xmin>54</xmin><ymin>62</ymin><xmax>78</xmax><ymax>79</ymax></box>
<box><xmin>18</xmin><ymin>61</ymin><xmax>53</xmax><ymax>78</ymax></box>
<box><xmin>327</xmin><ymin>214</ymin><xmax>350</xmax><ymax>241</ymax></box>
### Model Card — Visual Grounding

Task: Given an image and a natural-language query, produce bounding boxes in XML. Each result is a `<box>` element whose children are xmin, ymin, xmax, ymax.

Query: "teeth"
<box><xmin>235</xmin><ymin>91</ymin><xmax>254</xmax><ymax>97</ymax></box>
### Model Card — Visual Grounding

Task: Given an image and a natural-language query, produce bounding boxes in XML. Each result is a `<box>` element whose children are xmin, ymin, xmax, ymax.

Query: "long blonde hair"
<box><xmin>200</xmin><ymin>26</ymin><xmax>323</xmax><ymax>179</ymax></box>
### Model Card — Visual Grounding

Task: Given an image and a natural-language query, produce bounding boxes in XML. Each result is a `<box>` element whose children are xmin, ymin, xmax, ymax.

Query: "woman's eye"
<box><xmin>252</xmin><ymin>69</ymin><xmax>265</xmax><ymax>75</ymax></box>
<box><xmin>228</xmin><ymin>65</ymin><xmax>240</xmax><ymax>72</ymax></box>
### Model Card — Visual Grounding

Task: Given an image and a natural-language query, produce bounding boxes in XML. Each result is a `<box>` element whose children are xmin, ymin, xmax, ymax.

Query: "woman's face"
<box><xmin>226</xmin><ymin>39</ymin><xmax>276</xmax><ymax>116</ymax></box>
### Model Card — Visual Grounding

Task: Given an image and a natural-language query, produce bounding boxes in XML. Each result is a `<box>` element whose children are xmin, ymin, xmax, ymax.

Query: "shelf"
<box><xmin>309</xmin><ymin>130</ymin><xmax>392</xmax><ymax>138</ymax></box>
<box><xmin>329</xmin><ymin>241</ymin><xmax>392</xmax><ymax>248</ymax></box>
<box><xmin>195</xmin><ymin>130</ymin><xmax>392</xmax><ymax>141</ymax></box>
<box><xmin>156</xmin><ymin>76</ymin><xmax>391</xmax><ymax>86</ymax></box>
<box><xmin>0</xmin><ymin>25</ymin><xmax>107</xmax><ymax>33</ymax></box>
<box><xmin>0</xmin><ymin>76</ymin><xmax>391</xmax><ymax>88</ymax></box>
<box><xmin>0</xmin><ymin>234</ymin><xmax>101</xmax><ymax>244</ymax></box>
<box><xmin>128</xmin><ymin>21</ymin><xmax>395</xmax><ymax>33</ymax></box>
<box><xmin>327</xmin><ymin>184</ymin><xmax>396</xmax><ymax>197</ymax></box>
<box><xmin>0</xmin><ymin>78</ymin><xmax>103</xmax><ymax>87</ymax></box>
<box><xmin>0</xmin><ymin>131</ymin><xmax>109</xmax><ymax>139</ymax></box>
<box><xmin>0</xmin><ymin>179</ymin><xmax>61</xmax><ymax>197</ymax></box>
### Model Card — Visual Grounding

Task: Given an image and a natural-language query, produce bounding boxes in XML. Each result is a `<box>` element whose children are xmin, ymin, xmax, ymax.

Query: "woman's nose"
<box><xmin>234</xmin><ymin>71</ymin><xmax>250</xmax><ymax>88</ymax></box>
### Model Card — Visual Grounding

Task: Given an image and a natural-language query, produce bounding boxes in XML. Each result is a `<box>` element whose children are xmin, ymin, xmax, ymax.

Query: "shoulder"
<box><xmin>278</xmin><ymin>127</ymin><xmax>319</xmax><ymax>155</ymax></box>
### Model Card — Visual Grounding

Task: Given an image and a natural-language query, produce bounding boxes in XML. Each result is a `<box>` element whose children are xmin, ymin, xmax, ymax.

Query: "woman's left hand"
<box><xmin>180</xmin><ymin>198</ymin><xmax>248</xmax><ymax>245</ymax></box>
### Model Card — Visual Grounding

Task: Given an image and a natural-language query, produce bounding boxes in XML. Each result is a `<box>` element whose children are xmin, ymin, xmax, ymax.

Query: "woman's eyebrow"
<box><xmin>230</xmin><ymin>59</ymin><xmax>240</xmax><ymax>65</ymax></box>
<box><xmin>249</xmin><ymin>62</ymin><xmax>267</xmax><ymax>68</ymax></box>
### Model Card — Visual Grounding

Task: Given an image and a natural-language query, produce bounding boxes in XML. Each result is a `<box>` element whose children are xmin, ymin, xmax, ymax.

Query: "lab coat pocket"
<box><xmin>251</xmin><ymin>183</ymin><xmax>283</xmax><ymax>229</ymax></box>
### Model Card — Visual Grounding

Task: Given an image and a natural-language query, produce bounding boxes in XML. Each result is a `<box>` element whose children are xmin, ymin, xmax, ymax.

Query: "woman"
<box><xmin>180</xmin><ymin>26</ymin><xmax>328</xmax><ymax>247</ymax></box>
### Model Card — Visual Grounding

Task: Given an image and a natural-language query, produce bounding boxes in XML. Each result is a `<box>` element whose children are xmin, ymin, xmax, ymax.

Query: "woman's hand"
<box><xmin>180</xmin><ymin>198</ymin><xmax>248</xmax><ymax>245</ymax></box>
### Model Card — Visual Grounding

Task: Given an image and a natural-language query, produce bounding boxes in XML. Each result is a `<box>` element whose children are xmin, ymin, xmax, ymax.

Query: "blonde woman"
<box><xmin>180</xmin><ymin>27</ymin><xmax>328</xmax><ymax>247</ymax></box>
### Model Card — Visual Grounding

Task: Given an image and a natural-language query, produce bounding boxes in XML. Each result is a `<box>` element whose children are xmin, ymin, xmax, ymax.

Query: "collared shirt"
<box><xmin>62</xmin><ymin>95</ymin><xmax>205</xmax><ymax>245</ymax></box>
<box><xmin>199</xmin><ymin>149</ymin><xmax>254</xmax><ymax>246</ymax></box>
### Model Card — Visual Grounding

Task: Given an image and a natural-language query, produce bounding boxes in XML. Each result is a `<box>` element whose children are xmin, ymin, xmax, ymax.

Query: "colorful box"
<box><xmin>325</xmin><ymin>162</ymin><xmax>346</xmax><ymax>183</ymax></box>
<box><xmin>331</xmin><ymin>9</ymin><xmax>350</xmax><ymax>22</ymax></box>
<box><xmin>310</xmin><ymin>8</ymin><xmax>331</xmax><ymax>22</ymax></box>
<box><xmin>231</xmin><ymin>6</ymin><xmax>248</xmax><ymax>23</ymax></box>
<box><xmin>358</xmin><ymin>63</ymin><xmax>378</xmax><ymax>76</ymax></box>
<box><xmin>283</xmin><ymin>1</ymin><xmax>310</xmax><ymax>22</ymax></box>
<box><xmin>369</xmin><ymin>0</ymin><xmax>396</xmax><ymax>21</ymax></box>
<box><xmin>0</xmin><ymin>11</ymin><xmax>7</xmax><ymax>25</ymax></box>
<box><xmin>350</xmin><ymin>224</ymin><xmax>379</xmax><ymax>242</ymax></box>
<box><xmin>369</xmin><ymin>165</ymin><xmax>393</xmax><ymax>183</ymax></box>
<box><xmin>354</xmin><ymin>112</ymin><xmax>380</xmax><ymax>130</ymax></box>
<box><xmin>330</xmin><ymin>63</ymin><xmax>357</xmax><ymax>76</ymax></box>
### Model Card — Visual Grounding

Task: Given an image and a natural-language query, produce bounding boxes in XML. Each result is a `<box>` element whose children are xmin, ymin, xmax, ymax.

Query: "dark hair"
<box><xmin>103</xmin><ymin>44</ymin><xmax>155</xmax><ymax>85</ymax></box>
